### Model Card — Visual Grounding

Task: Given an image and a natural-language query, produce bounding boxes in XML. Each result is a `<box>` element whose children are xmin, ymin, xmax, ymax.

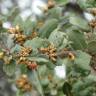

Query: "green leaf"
<box><xmin>48</xmin><ymin>29</ymin><xmax>66</xmax><ymax>47</ymax></box>
<box><xmin>72</xmin><ymin>80</ymin><xmax>84</xmax><ymax>92</ymax></box>
<box><xmin>0</xmin><ymin>33</ymin><xmax>14</xmax><ymax>50</ymax></box>
<box><xmin>24</xmin><ymin>37</ymin><xmax>49</xmax><ymax>49</ymax></box>
<box><xmin>3</xmin><ymin>61</ymin><xmax>16</xmax><ymax>77</ymax></box>
<box><xmin>88</xmin><ymin>40</ymin><xmax>96</xmax><ymax>54</ymax></box>
<box><xmin>19</xmin><ymin>64</ymin><xmax>28</xmax><ymax>74</ymax></box>
<box><xmin>27</xmin><ymin>57</ymin><xmax>49</xmax><ymax>64</ymax></box>
<box><xmin>23</xmin><ymin>19</ymin><xmax>37</xmax><ymax>36</ymax></box>
<box><xmin>7</xmin><ymin>34</ymin><xmax>14</xmax><ymax>49</ymax></box>
<box><xmin>67</xmin><ymin>30</ymin><xmax>87</xmax><ymax>50</ymax></box>
<box><xmin>77</xmin><ymin>0</ymin><xmax>87</xmax><ymax>8</ymax></box>
<box><xmin>10</xmin><ymin>44</ymin><xmax>22</xmax><ymax>53</ymax></box>
<box><xmin>79</xmin><ymin>88</ymin><xmax>92</xmax><ymax>96</ymax></box>
<box><xmin>48</xmin><ymin>7</ymin><xmax>62</xmax><ymax>19</ymax></box>
<box><xmin>73</xmin><ymin>80</ymin><xmax>93</xmax><ymax>96</ymax></box>
<box><xmin>13</xmin><ymin>16</ymin><xmax>37</xmax><ymax>36</ymax></box>
<box><xmin>38</xmin><ymin>65</ymin><xmax>51</xmax><ymax>86</ymax></box>
<box><xmin>27</xmin><ymin>57</ymin><xmax>54</xmax><ymax>69</ymax></box>
<box><xmin>13</xmin><ymin>16</ymin><xmax>24</xmax><ymax>27</ymax></box>
<box><xmin>62</xmin><ymin>82</ymin><xmax>72</xmax><ymax>96</ymax></box>
<box><xmin>69</xmin><ymin>16</ymin><xmax>90</xmax><ymax>30</ymax></box>
<box><xmin>39</xmin><ymin>19</ymin><xmax>58</xmax><ymax>38</ymax></box>
<box><xmin>85</xmin><ymin>74</ymin><xmax>96</xmax><ymax>82</ymax></box>
<box><xmin>28</xmin><ymin>70</ymin><xmax>44</xmax><ymax>96</ymax></box>
<box><xmin>74</xmin><ymin>51</ymin><xmax>91</xmax><ymax>70</ymax></box>
<box><xmin>55</xmin><ymin>0</ymin><xmax>68</xmax><ymax>4</ymax></box>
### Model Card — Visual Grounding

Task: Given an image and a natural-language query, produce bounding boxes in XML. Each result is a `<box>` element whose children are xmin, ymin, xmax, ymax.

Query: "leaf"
<box><xmin>22</xmin><ymin>19</ymin><xmax>37</xmax><ymax>36</ymax></box>
<box><xmin>39</xmin><ymin>19</ymin><xmax>58</xmax><ymax>38</ymax></box>
<box><xmin>10</xmin><ymin>44</ymin><xmax>22</xmax><ymax>53</ymax></box>
<box><xmin>27</xmin><ymin>57</ymin><xmax>49</xmax><ymax>64</ymax></box>
<box><xmin>87</xmin><ymin>40</ymin><xmax>96</xmax><ymax>54</ymax></box>
<box><xmin>62</xmin><ymin>82</ymin><xmax>72</xmax><ymax>96</ymax></box>
<box><xmin>7</xmin><ymin>34</ymin><xmax>14</xmax><ymax>49</ymax></box>
<box><xmin>23</xmin><ymin>19</ymin><xmax>37</xmax><ymax>36</ymax></box>
<box><xmin>85</xmin><ymin>74</ymin><xmax>96</xmax><ymax>82</ymax></box>
<box><xmin>55</xmin><ymin>0</ymin><xmax>68</xmax><ymax>4</ymax></box>
<box><xmin>28</xmin><ymin>70</ymin><xmax>44</xmax><ymax>96</ymax></box>
<box><xmin>67</xmin><ymin>30</ymin><xmax>87</xmax><ymax>50</ymax></box>
<box><xmin>72</xmin><ymin>79</ymin><xmax>93</xmax><ymax>96</ymax></box>
<box><xmin>48</xmin><ymin>7</ymin><xmax>62</xmax><ymax>19</ymax></box>
<box><xmin>38</xmin><ymin>65</ymin><xmax>51</xmax><ymax>86</ymax></box>
<box><xmin>79</xmin><ymin>87</ymin><xmax>92</xmax><ymax>96</ymax></box>
<box><xmin>13</xmin><ymin>16</ymin><xmax>24</xmax><ymax>27</ymax></box>
<box><xmin>74</xmin><ymin>51</ymin><xmax>91</xmax><ymax>70</ymax></box>
<box><xmin>13</xmin><ymin>16</ymin><xmax>37</xmax><ymax>36</ymax></box>
<box><xmin>69</xmin><ymin>16</ymin><xmax>90</xmax><ymax>30</ymax></box>
<box><xmin>27</xmin><ymin>57</ymin><xmax>54</xmax><ymax>69</ymax></box>
<box><xmin>77</xmin><ymin>0</ymin><xmax>87</xmax><ymax>8</ymax></box>
<box><xmin>48</xmin><ymin>29</ymin><xmax>66</xmax><ymax>47</ymax></box>
<box><xmin>24</xmin><ymin>37</ymin><xmax>50</xmax><ymax>49</ymax></box>
<box><xmin>19</xmin><ymin>64</ymin><xmax>28</xmax><ymax>74</ymax></box>
<box><xmin>72</xmin><ymin>80</ymin><xmax>84</xmax><ymax>92</ymax></box>
<box><xmin>0</xmin><ymin>33</ymin><xmax>14</xmax><ymax>50</ymax></box>
<box><xmin>3</xmin><ymin>61</ymin><xmax>16</xmax><ymax>77</ymax></box>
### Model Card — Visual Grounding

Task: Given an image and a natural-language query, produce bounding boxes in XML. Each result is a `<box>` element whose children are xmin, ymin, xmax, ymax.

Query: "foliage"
<box><xmin>0</xmin><ymin>0</ymin><xmax>96</xmax><ymax>96</ymax></box>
